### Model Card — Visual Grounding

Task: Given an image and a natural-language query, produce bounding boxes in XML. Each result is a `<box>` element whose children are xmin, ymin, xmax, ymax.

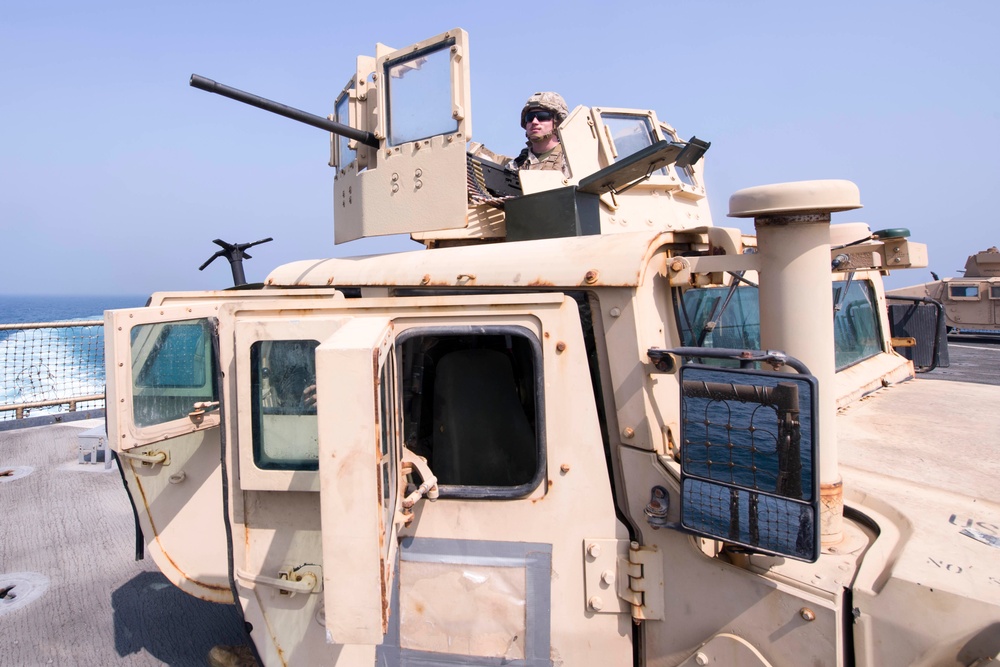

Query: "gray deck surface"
<box><xmin>926</xmin><ymin>334</ymin><xmax>1000</xmax><ymax>386</ymax></box>
<box><xmin>0</xmin><ymin>420</ymin><xmax>250</xmax><ymax>666</ymax></box>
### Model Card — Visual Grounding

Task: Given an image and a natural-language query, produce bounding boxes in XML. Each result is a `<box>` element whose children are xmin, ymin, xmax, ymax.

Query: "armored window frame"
<box><xmin>249</xmin><ymin>339</ymin><xmax>320</xmax><ymax>471</ymax></box>
<box><xmin>990</xmin><ymin>284</ymin><xmax>1000</xmax><ymax>300</ymax></box>
<box><xmin>395</xmin><ymin>325</ymin><xmax>545</xmax><ymax>499</ymax></box>
<box><xmin>676</xmin><ymin>279</ymin><xmax>883</xmax><ymax>371</ymax></box>
<box><xmin>382</xmin><ymin>39</ymin><xmax>459</xmax><ymax>146</ymax></box>
<box><xmin>129</xmin><ymin>319</ymin><xmax>217</xmax><ymax>428</ymax></box>
<box><xmin>593</xmin><ymin>108</ymin><xmax>672</xmax><ymax>179</ymax></box>
<box><xmin>659</xmin><ymin>123</ymin><xmax>698</xmax><ymax>187</ymax></box>
<box><xmin>333</xmin><ymin>79</ymin><xmax>356</xmax><ymax>170</ymax></box>
<box><xmin>949</xmin><ymin>283</ymin><xmax>981</xmax><ymax>301</ymax></box>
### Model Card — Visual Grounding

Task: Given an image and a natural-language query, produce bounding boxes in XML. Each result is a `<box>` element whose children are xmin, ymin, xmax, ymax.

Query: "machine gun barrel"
<box><xmin>190</xmin><ymin>74</ymin><xmax>379</xmax><ymax>148</ymax></box>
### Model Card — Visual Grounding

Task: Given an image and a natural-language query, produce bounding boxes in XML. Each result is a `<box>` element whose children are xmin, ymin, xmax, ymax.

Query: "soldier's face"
<box><xmin>524</xmin><ymin>108</ymin><xmax>554</xmax><ymax>140</ymax></box>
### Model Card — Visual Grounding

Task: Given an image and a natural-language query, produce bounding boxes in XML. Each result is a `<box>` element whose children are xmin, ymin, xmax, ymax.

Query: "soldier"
<box><xmin>509</xmin><ymin>91</ymin><xmax>570</xmax><ymax>176</ymax></box>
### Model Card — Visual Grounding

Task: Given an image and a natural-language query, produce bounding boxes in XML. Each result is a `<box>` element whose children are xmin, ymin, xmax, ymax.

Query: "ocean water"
<box><xmin>0</xmin><ymin>294</ymin><xmax>147</xmax><ymax>325</ymax></box>
<box><xmin>1</xmin><ymin>295</ymin><xmax>147</xmax><ymax>416</ymax></box>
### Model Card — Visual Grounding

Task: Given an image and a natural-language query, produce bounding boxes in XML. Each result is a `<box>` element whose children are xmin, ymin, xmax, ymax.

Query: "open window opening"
<box><xmin>397</xmin><ymin>327</ymin><xmax>544</xmax><ymax>498</ymax></box>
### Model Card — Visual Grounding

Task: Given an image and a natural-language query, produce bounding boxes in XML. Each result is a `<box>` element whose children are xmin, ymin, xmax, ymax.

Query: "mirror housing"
<box><xmin>677</xmin><ymin>364</ymin><xmax>820</xmax><ymax>562</ymax></box>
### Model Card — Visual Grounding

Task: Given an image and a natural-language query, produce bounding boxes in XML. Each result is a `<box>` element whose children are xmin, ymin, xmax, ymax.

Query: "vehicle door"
<box><xmin>226</xmin><ymin>308</ymin><xmax>396</xmax><ymax>665</ymax></box>
<box><xmin>373</xmin><ymin>298</ymin><xmax>634</xmax><ymax>667</ymax></box>
<box><xmin>224</xmin><ymin>294</ymin><xmax>633</xmax><ymax>665</ymax></box>
<box><xmin>105</xmin><ymin>304</ymin><xmax>231</xmax><ymax>602</ymax></box>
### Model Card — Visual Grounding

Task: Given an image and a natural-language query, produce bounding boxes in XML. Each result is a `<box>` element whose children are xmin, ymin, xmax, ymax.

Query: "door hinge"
<box><xmin>583</xmin><ymin>539</ymin><xmax>664</xmax><ymax>621</ymax></box>
<box><xmin>618</xmin><ymin>541</ymin><xmax>664</xmax><ymax>621</ymax></box>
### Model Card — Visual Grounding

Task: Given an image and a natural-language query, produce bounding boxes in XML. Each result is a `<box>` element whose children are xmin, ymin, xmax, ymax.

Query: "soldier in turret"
<box><xmin>508</xmin><ymin>91</ymin><xmax>570</xmax><ymax>176</ymax></box>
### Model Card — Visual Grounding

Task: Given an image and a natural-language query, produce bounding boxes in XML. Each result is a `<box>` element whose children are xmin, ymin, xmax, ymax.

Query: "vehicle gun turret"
<box><xmin>189</xmin><ymin>29</ymin><xmax>718</xmax><ymax>248</ymax></box>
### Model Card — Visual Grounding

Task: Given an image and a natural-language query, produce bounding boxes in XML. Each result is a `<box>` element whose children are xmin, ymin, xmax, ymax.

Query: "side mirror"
<box><xmin>678</xmin><ymin>364</ymin><xmax>820</xmax><ymax>562</ymax></box>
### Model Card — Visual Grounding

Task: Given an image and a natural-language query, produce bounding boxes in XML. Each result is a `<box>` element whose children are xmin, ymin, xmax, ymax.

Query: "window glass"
<box><xmin>678</xmin><ymin>285</ymin><xmax>761</xmax><ymax>351</ymax></box>
<box><xmin>675</xmin><ymin>163</ymin><xmax>696</xmax><ymax>186</ymax></box>
<box><xmin>398</xmin><ymin>329</ymin><xmax>542</xmax><ymax>497</ymax></box>
<box><xmin>601</xmin><ymin>113</ymin><xmax>668</xmax><ymax>176</ymax></box>
<box><xmin>677</xmin><ymin>280</ymin><xmax>882</xmax><ymax>371</ymax></box>
<box><xmin>949</xmin><ymin>284</ymin><xmax>980</xmax><ymax>300</ymax></box>
<box><xmin>832</xmin><ymin>281</ymin><xmax>881</xmax><ymax>369</ymax></box>
<box><xmin>991</xmin><ymin>285</ymin><xmax>1000</xmax><ymax>300</ymax></box>
<box><xmin>251</xmin><ymin>340</ymin><xmax>319</xmax><ymax>470</ymax></box>
<box><xmin>385</xmin><ymin>41</ymin><xmax>457</xmax><ymax>146</ymax></box>
<box><xmin>334</xmin><ymin>87</ymin><xmax>354</xmax><ymax>168</ymax></box>
<box><xmin>130</xmin><ymin>320</ymin><xmax>215</xmax><ymax>427</ymax></box>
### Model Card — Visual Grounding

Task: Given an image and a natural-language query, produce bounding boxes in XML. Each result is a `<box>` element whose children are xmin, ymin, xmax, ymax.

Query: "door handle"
<box><xmin>118</xmin><ymin>450</ymin><xmax>170</xmax><ymax>467</ymax></box>
<box><xmin>235</xmin><ymin>565</ymin><xmax>323</xmax><ymax>596</ymax></box>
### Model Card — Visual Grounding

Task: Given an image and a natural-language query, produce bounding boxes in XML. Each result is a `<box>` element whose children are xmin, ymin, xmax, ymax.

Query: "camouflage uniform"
<box><xmin>510</xmin><ymin>91</ymin><xmax>570</xmax><ymax>177</ymax></box>
<box><xmin>510</xmin><ymin>142</ymin><xmax>568</xmax><ymax>176</ymax></box>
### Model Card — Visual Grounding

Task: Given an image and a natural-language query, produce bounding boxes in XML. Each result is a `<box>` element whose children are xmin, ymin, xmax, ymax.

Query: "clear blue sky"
<box><xmin>2</xmin><ymin>1</ymin><xmax>997</xmax><ymax>295</ymax></box>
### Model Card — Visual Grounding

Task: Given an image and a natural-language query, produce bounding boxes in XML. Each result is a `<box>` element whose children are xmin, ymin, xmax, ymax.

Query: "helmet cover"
<box><xmin>520</xmin><ymin>92</ymin><xmax>568</xmax><ymax>127</ymax></box>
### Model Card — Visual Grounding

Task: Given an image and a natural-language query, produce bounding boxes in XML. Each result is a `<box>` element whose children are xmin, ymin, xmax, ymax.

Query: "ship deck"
<box><xmin>1</xmin><ymin>335</ymin><xmax>997</xmax><ymax>665</ymax></box>
<box><xmin>0</xmin><ymin>421</ymin><xmax>248</xmax><ymax>666</ymax></box>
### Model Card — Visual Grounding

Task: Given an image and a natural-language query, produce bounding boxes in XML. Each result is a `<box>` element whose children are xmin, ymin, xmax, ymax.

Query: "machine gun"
<box><xmin>190</xmin><ymin>74</ymin><xmax>379</xmax><ymax>148</ymax></box>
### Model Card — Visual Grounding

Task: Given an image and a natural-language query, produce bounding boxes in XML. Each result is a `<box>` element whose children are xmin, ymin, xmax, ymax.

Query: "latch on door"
<box><xmin>235</xmin><ymin>565</ymin><xmax>323</xmax><ymax>597</ymax></box>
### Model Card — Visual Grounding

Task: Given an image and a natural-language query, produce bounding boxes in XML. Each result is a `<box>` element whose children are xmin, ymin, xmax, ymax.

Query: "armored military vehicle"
<box><xmin>888</xmin><ymin>247</ymin><xmax>1000</xmax><ymax>334</ymax></box>
<box><xmin>104</xmin><ymin>28</ymin><xmax>1000</xmax><ymax>666</ymax></box>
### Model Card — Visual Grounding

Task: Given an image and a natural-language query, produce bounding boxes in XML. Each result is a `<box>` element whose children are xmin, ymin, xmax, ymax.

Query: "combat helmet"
<box><xmin>520</xmin><ymin>92</ymin><xmax>568</xmax><ymax>127</ymax></box>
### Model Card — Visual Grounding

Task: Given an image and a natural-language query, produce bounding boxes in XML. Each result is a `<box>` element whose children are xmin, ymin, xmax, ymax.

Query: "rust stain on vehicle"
<box><xmin>128</xmin><ymin>463</ymin><xmax>231</xmax><ymax>601</ymax></box>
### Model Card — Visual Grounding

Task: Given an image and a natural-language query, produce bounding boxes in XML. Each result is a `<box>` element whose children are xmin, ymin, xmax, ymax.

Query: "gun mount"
<box><xmin>198</xmin><ymin>236</ymin><xmax>273</xmax><ymax>287</ymax></box>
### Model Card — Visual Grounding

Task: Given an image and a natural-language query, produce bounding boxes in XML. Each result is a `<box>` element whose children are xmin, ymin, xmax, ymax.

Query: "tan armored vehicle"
<box><xmin>103</xmin><ymin>29</ymin><xmax>1000</xmax><ymax>666</ymax></box>
<box><xmin>889</xmin><ymin>247</ymin><xmax>1000</xmax><ymax>333</ymax></box>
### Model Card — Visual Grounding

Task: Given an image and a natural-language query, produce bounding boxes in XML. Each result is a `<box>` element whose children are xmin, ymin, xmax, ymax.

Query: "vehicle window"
<box><xmin>250</xmin><ymin>340</ymin><xmax>319</xmax><ymax>470</ymax></box>
<box><xmin>678</xmin><ymin>280</ymin><xmax>882</xmax><ymax>371</ymax></box>
<box><xmin>384</xmin><ymin>40</ymin><xmax>458</xmax><ymax>146</ymax></box>
<box><xmin>679</xmin><ymin>285</ymin><xmax>761</xmax><ymax>352</ymax></box>
<box><xmin>949</xmin><ymin>284</ymin><xmax>980</xmax><ymax>300</ymax></box>
<box><xmin>674</xmin><ymin>163</ymin><xmax>696</xmax><ymax>186</ymax></box>
<box><xmin>334</xmin><ymin>85</ymin><xmax>354</xmax><ymax>169</ymax></box>
<box><xmin>659</xmin><ymin>123</ymin><xmax>695</xmax><ymax>185</ymax></box>
<box><xmin>832</xmin><ymin>281</ymin><xmax>881</xmax><ymax>369</ymax></box>
<box><xmin>398</xmin><ymin>327</ymin><xmax>544</xmax><ymax>498</ymax></box>
<box><xmin>991</xmin><ymin>285</ymin><xmax>1000</xmax><ymax>300</ymax></box>
<box><xmin>130</xmin><ymin>320</ymin><xmax>215</xmax><ymax>427</ymax></box>
<box><xmin>602</xmin><ymin>113</ymin><xmax>668</xmax><ymax>176</ymax></box>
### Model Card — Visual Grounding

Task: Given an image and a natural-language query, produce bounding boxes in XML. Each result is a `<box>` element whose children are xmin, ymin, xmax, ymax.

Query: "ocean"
<box><xmin>0</xmin><ymin>294</ymin><xmax>148</xmax><ymax>325</ymax></box>
<box><xmin>0</xmin><ymin>295</ymin><xmax>147</xmax><ymax>418</ymax></box>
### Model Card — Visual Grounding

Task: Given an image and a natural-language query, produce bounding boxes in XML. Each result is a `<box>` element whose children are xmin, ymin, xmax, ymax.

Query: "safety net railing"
<box><xmin>0</xmin><ymin>320</ymin><xmax>106</xmax><ymax>422</ymax></box>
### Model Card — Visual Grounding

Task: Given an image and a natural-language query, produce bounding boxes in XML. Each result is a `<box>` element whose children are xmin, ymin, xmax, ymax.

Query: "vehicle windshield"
<box><xmin>677</xmin><ymin>280</ymin><xmax>882</xmax><ymax>371</ymax></box>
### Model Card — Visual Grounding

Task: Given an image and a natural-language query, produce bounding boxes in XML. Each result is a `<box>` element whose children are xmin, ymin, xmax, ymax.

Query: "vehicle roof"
<box><xmin>264</xmin><ymin>230</ymin><xmax>682</xmax><ymax>290</ymax></box>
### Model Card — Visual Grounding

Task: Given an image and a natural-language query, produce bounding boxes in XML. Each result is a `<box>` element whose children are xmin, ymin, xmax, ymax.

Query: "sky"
<box><xmin>2</xmin><ymin>1</ymin><xmax>998</xmax><ymax>296</ymax></box>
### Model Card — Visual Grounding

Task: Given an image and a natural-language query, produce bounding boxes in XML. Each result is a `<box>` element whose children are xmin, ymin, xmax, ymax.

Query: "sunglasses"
<box><xmin>524</xmin><ymin>110</ymin><xmax>554</xmax><ymax>123</ymax></box>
